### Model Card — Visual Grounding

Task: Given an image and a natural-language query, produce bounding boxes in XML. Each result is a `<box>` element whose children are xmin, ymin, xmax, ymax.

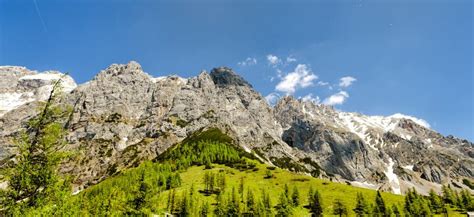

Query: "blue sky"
<box><xmin>1</xmin><ymin>0</ymin><xmax>472</xmax><ymax>140</ymax></box>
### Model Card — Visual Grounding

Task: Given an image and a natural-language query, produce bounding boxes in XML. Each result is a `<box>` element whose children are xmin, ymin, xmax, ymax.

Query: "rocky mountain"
<box><xmin>0</xmin><ymin>61</ymin><xmax>472</xmax><ymax>195</ymax></box>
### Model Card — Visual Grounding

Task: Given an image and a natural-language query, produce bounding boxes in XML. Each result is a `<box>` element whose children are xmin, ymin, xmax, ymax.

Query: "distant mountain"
<box><xmin>0</xmin><ymin>61</ymin><xmax>472</xmax><ymax>195</ymax></box>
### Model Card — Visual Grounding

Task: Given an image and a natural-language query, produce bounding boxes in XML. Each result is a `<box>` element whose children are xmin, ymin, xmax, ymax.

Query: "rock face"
<box><xmin>274</xmin><ymin>96</ymin><xmax>474</xmax><ymax>194</ymax></box>
<box><xmin>0</xmin><ymin>66</ymin><xmax>76</xmax><ymax>159</ymax></box>
<box><xmin>0</xmin><ymin>61</ymin><xmax>472</xmax><ymax>195</ymax></box>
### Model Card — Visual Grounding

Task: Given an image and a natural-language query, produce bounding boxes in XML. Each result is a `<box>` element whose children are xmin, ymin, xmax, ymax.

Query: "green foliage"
<box><xmin>353</xmin><ymin>192</ymin><xmax>370</xmax><ymax>216</ymax></box>
<box><xmin>291</xmin><ymin>185</ymin><xmax>300</xmax><ymax>207</ymax></box>
<box><xmin>276</xmin><ymin>191</ymin><xmax>293</xmax><ymax>216</ymax></box>
<box><xmin>404</xmin><ymin>188</ymin><xmax>432</xmax><ymax>217</ymax></box>
<box><xmin>333</xmin><ymin>199</ymin><xmax>348</xmax><ymax>217</ymax></box>
<box><xmin>309</xmin><ymin>190</ymin><xmax>323</xmax><ymax>216</ymax></box>
<box><xmin>0</xmin><ymin>81</ymin><xmax>72</xmax><ymax>215</ymax></box>
<box><xmin>373</xmin><ymin>191</ymin><xmax>387</xmax><ymax>216</ymax></box>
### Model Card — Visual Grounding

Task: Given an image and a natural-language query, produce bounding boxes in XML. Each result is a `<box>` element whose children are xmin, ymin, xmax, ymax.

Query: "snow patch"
<box><xmin>242</xmin><ymin>145</ymin><xmax>251</xmax><ymax>153</ymax></box>
<box><xmin>72</xmin><ymin>189</ymin><xmax>83</xmax><ymax>195</ymax></box>
<box><xmin>116</xmin><ymin>137</ymin><xmax>128</xmax><ymax>151</ymax></box>
<box><xmin>0</xmin><ymin>92</ymin><xmax>35</xmax><ymax>117</ymax></box>
<box><xmin>389</xmin><ymin>113</ymin><xmax>430</xmax><ymax>129</ymax></box>
<box><xmin>384</xmin><ymin>158</ymin><xmax>401</xmax><ymax>194</ymax></box>
<box><xmin>19</xmin><ymin>72</ymin><xmax>77</xmax><ymax>92</ymax></box>
<box><xmin>402</xmin><ymin>165</ymin><xmax>414</xmax><ymax>171</ymax></box>
<box><xmin>351</xmin><ymin>181</ymin><xmax>379</xmax><ymax>190</ymax></box>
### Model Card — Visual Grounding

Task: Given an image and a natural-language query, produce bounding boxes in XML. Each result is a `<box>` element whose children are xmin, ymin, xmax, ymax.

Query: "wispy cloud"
<box><xmin>266</xmin><ymin>54</ymin><xmax>281</xmax><ymax>67</ymax></box>
<box><xmin>323</xmin><ymin>91</ymin><xmax>349</xmax><ymax>106</ymax></box>
<box><xmin>339</xmin><ymin>76</ymin><xmax>357</xmax><ymax>88</ymax></box>
<box><xmin>286</xmin><ymin>56</ymin><xmax>297</xmax><ymax>63</ymax></box>
<box><xmin>275</xmin><ymin>64</ymin><xmax>318</xmax><ymax>95</ymax></box>
<box><xmin>33</xmin><ymin>0</ymin><xmax>48</xmax><ymax>32</ymax></box>
<box><xmin>238</xmin><ymin>57</ymin><xmax>257</xmax><ymax>66</ymax></box>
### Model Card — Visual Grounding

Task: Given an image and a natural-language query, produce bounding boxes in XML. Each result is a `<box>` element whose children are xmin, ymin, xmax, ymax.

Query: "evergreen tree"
<box><xmin>169</xmin><ymin>189</ymin><xmax>177</xmax><ymax>213</ymax></box>
<box><xmin>460</xmin><ymin>189</ymin><xmax>474</xmax><ymax>211</ymax></box>
<box><xmin>239</xmin><ymin>177</ymin><xmax>245</xmax><ymax>203</ymax></box>
<box><xmin>246</xmin><ymin>188</ymin><xmax>256</xmax><ymax>214</ymax></box>
<box><xmin>309</xmin><ymin>190</ymin><xmax>323</xmax><ymax>217</ymax></box>
<box><xmin>276</xmin><ymin>192</ymin><xmax>292</xmax><ymax>217</ymax></box>
<box><xmin>178</xmin><ymin>190</ymin><xmax>190</xmax><ymax>216</ymax></box>
<box><xmin>227</xmin><ymin>187</ymin><xmax>240</xmax><ymax>216</ymax></box>
<box><xmin>428</xmin><ymin>189</ymin><xmax>443</xmax><ymax>213</ymax></box>
<box><xmin>373</xmin><ymin>191</ymin><xmax>387</xmax><ymax>216</ymax></box>
<box><xmin>291</xmin><ymin>186</ymin><xmax>300</xmax><ymax>207</ymax></box>
<box><xmin>441</xmin><ymin>185</ymin><xmax>455</xmax><ymax>205</ymax></box>
<box><xmin>392</xmin><ymin>204</ymin><xmax>401</xmax><ymax>217</ymax></box>
<box><xmin>199</xmin><ymin>201</ymin><xmax>210</xmax><ymax>217</ymax></box>
<box><xmin>214</xmin><ymin>192</ymin><xmax>226</xmax><ymax>216</ymax></box>
<box><xmin>353</xmin><ymin>192</ymin><xmax>370</xmax><ymax>216</ymax></box>
<box><xmin>284</xmin><ymin>184</ymin><xmax>290</xmax><ymax>201</ymax></box>
<box><xmin>333</xmin><ymin>199</ymin><xmax>348</xmax><ymax>217</ymax></box>
<box><xmin>0</xmin><ymin>80</ymin><xmax>72</xmax><ymax>214</ymax></box>
<box><xmin>131</xmin><ymin>172</ymin><xmax>149</xmax><ymax>212</ymax></box>
<box><xmin>262</xmin><ymin>188</ymin><xmax>272</xmax><ymax>216</ymax></box>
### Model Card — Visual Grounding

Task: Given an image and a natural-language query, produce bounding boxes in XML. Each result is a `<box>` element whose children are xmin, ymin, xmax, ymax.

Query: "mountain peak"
<box><xmin>210</xmin><ymin>67</ymin><xmax>252</xmax><ymax>88</ymax></box>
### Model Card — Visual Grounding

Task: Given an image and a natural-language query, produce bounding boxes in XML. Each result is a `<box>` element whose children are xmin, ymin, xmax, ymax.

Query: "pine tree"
<box><xmin>239</xmin><ymin>177</ymin><xmax>245</xmax><ymax>203</ymax></box>
<box><xmin>0</xmin><ymin>80</ymin><xmax>72</xmax><ymax>214</ymax></box>
<box><xmin>392</xmin><ymin>204</ymin><xmax>401</xmax><ymax>217</ymax></box>
<box><xmin>246</xmin><ymin>188</ymin><xmax>256</xmax><ymax>214</ymax></box>
<box><xmin>291</xmin><ymin>186</ymin><xmax>300</xmax><ymax>207</ymax></box>
<box><xmin>333</xmin><ymin>199</ymin><xmax>348</xmax><ymax>217</ymax></box>
<box><xmin>373</xmin><ymin>191</ymin><xmax>387</xmax><ymax>216</ymax></box>
<box><xmin>169</xmin><ymin>189</ymin><xmax>176</xmax><ymax>213</ymax></box>
<box><xmin>227</xmin><ymin>187</ymin><xmax>240</xmax><ymax>216</ymax></box>
<box><xmin>353</xmin><ymin>192</ymin><xmax>370</xmax><ymax>216</ymax></box>
<box><xmin>428</xmin><ymin>189</ymin><xmax>443</xmax><ymax>213</ymax></box>
<box><xmin>262</xmin><ymin>188</ymin><xmax>272</xmax><ymax>216</ymax></box>
<box><xmin>276</xmin><ymin>192</ymin><xmax>292</xmax><ymax>216</ymax></box>
<box><xmin>284</xmin><ymin>184</ymin><xmax>290</xmax><ymax>200</ymax></box>
<box><xmin>200</xmin><ymin>201</ymin><xmax>210</xmax><ymax>217</ymax></box>
<box><xmin>309</xmin><ymin>190</ymin><xmax>323</xmax><ymax>217</ymax></box>
<box><xmin>460</xmin><ymin>189</ymin><xmax>474</xmax><ymax>211</ymax></box>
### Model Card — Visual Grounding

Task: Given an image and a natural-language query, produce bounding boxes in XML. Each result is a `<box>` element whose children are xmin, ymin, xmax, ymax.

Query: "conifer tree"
<box><xmin>276</xmin><ymin>192</ymin><xmax>292</xmax><ymax>216</ymax></box>
<box><xmin>309</xmin><ymin>190</ymin><xmax>323</xmax><ymax>217</ymax></box>
<box><xmin>392</xmin><ymin>204</ymin><xmax>401</xmax><ymax>217</ymax></box>
<box><xmin>200</xmin><ymin>201</ymin><xmax>210</xmax><ymax>217</ymax></box>
<box><xmin>291</xmin><ymin>186</ymin><xmax>300</xmax><ymax>207</ymax></box>
<box><xmin>353</xmin><ymin>192</ymin><xmax>370</xmax><ymax>216</ymax></box>
<box><xmin>262</xmin><ymin>188</ymin><xmax>272</xmax><ymax>216</ymax></box>
<box><xmin>239</xmin><ymin>177</ymin><xmax>245</xmax><ymax>202</ymax></box>
<box><xmin>333</xmin><ymin>199</ymin><xmax>348</xmax><ymax>217</ymax></box>
<box><xmin>373</xmin><ymin>191</ymin><xmax>387</xmax><ymax>216</ymax></box>
<box><xmin>428</xmin><ymin>189</ymin><xmax>443</xmax><ymax>213</ymax></box>
<box><xmin>284</xmin><ymin>184</ymin><xmax>290</xmax><ymax>201</ymax></box>
<box><xmin>0</xmin><ymin>80</ymin><xmax>72</xmax><ymax>214</ymax></box>
<box><xmin>246</xmin><ymin>188</ymin><xmax>256</xmax><ymax>214</ymax></box>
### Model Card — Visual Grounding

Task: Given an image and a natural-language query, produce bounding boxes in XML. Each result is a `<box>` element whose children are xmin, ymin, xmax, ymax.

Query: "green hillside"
<box><xmin>1</xmin><ymin>125</ymin><xmax>471</xmax><ymax>216</ymax></box>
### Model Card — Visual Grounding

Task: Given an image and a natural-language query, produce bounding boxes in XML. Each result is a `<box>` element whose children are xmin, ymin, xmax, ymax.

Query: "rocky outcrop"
<box><xmin>0</xmin><ymin>61</ymin><xmax>472</xmax><ymax>195</ymax></box>
<box><xmin>274</xmin><ymin>96</ymin><xmax>474</xmax><ymax>194</ymax></box>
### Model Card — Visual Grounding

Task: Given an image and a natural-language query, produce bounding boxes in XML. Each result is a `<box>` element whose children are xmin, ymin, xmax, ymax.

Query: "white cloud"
<box><xmin>238</xmin><ymin>57</ymin><xmax>257</xmax><ymax>66</ymax></box>
<box><xmin>265</xmin><ymin>92</ymin><xmax>281</xmax><ymax>106</ymax></box>
<box><xmin>267</xmin><ymin>54</ymin><xmax>281</xmax><ymax>66</ymax></box>
<box><xmin>286</xmin><ymin>56</ymin><xmax>297</xmax><ymax>63</ymax></box>
<box><xmin>275</xmin><ymin>64</ymin><xmax>318</xmax><ymax>94</ymax></box>
<box><xmin>317</xmin><ymin>81</ymin><xmax>329</xmax><ymax>86</ymax></box>
<box><xmin>301</xmin><ymin>94</ymin><xmax>320</xmax><ymax>104</ymax></box>
<box><xmin>339</xmin><ymin>76</ymin><xmax>357</xmax><ymax>88</ymax></box>
<box><xmin>323</xmin><ymin>91</ymin><xmax>349</xmax><ymax>106</ymax></box>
